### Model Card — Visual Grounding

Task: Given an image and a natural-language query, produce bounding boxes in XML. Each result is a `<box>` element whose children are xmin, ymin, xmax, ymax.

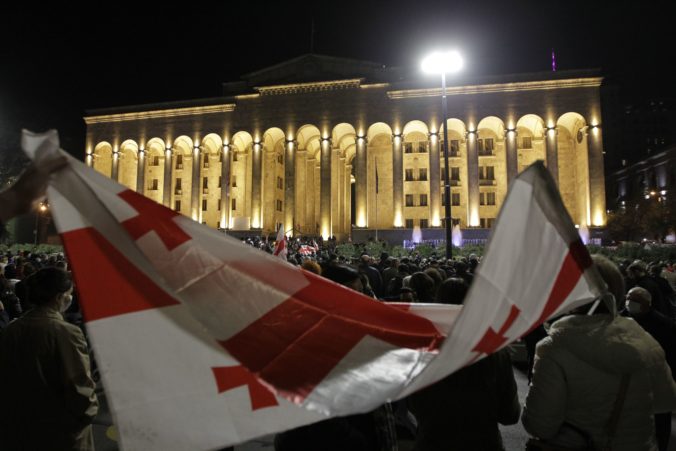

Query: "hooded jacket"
<box><xmin>522</xmin><ymin>313</ymin><xmax>676</xmax><ymax>451</ymax></box>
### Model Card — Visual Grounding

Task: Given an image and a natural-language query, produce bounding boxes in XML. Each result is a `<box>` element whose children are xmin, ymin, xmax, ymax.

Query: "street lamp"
<box><xmin>34</xmin><ymin>201</ymin><xmax>48</xmax><ymax>246</ymax></box>
<box><xmin>422</xmin><ymin>50</ymin><xmax>463</xmax><ymax>260</ymax></box>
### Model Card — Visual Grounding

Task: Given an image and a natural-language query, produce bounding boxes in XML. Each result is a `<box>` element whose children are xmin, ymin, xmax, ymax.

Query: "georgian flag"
<box><xmin>273</xmin><ymin>225</ymin><xmax>287</xmax><ymax>261</ymax></box>
<box><xmin>23</xmin><ymin>130</ymin><xmax>605</xmax><ymax>451</ymax></box>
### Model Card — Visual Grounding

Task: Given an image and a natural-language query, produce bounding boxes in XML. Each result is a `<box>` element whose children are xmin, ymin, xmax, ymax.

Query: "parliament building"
<box><xmin>84</xmin><ymin>54</ymin><xmax>607</xmax><ymax>242</ymax></box>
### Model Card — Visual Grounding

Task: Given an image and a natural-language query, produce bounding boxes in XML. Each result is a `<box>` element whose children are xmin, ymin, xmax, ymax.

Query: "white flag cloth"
<box><xmin>23</xmin><ymin>130</ymin><xmax>606</xmax><ymax>450</ymax></box>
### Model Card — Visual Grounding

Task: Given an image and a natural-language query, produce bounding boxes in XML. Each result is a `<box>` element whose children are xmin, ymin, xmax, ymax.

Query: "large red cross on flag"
<box><xmin>23</xmin><ymin>129</ymin><xmax>606</xmax><ymax>450</ymax></box>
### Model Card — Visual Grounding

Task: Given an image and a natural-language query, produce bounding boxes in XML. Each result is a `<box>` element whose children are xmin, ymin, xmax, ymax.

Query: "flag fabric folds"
<box><xmin>23</xmin><ymin>129</ymin><xmax>606</xmax><ymax>450</ymax></box>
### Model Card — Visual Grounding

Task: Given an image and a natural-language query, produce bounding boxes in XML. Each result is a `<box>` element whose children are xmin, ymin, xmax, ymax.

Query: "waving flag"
<box><xmin>24</xmin><ymin>129</ymin><xmax>605</xmax><ymax>450</ymax></box>
<box><xmin>273</xmin><ymin>225</ymin><xmax>287</xmax><ymax>261</ymax></box>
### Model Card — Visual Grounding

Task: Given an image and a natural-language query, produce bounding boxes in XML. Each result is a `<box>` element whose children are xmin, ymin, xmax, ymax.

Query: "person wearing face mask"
<box><xmin>623</xmin><ymin>286</ymin><xmax>676</xmax><ymax>451</ymax></box>
<box><xmin>0</xmin><ymin>267</ymin><xmax>98</xmax><ymax>451</ymax></box>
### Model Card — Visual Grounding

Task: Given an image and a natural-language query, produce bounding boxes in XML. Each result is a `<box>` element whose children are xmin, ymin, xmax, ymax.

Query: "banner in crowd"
<box><xmin>23</xmin><ymin>130</ymin><xmax>605</xmax><ymax>450</ymax></box>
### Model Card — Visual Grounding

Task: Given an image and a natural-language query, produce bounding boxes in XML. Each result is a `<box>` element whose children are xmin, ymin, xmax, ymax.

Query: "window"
<box><xmin>487</xmin><ymin>192</ymin><xmax>496</xmax><ymax>205</ymax></box>
<box><xmin>405</xmin><ymin>169</ymin><xmax>414</xmax><ymax>181</ymax></box>
<box><xmin>202</xmin><ymin>199</ymin><xmax>208</xmax><ymax>211</ymax></box>
<box><xmin>405</xmin><ymin>219</ymin><xmax>414</xmax><ymax>228</ymax></box>
<box><xmin>203</xmin><ymin>154</ymin><xmax>209</xmax><ymax>168</ymax></box>
<box><xmin>521</xmin><ymin>137</ymin><xmax>532</xmax><ymax>149</ymax></box>
<box><xmin>417</xmin><ymin>142</ymin><xmax>428</xmax><ymax>153</ymax></box>
<box><xmin>419</xmin><ymin>194</ymin><xmax>428</xmax><ymax>206</ymax></box>
<box><xmin>232</xmin><ymin>175</ymin><xmax>237</xmax><ymax>188</ymax></box>
<box><xmin>277</xmin><ymin>177</ymin><xmax>283</xmax><ymax>189</ymax></box>
<box><xmin>418</xmin><ymin>168</ymin><xmax>428</xmax><ymax>181</ymax></box>
<box><xmin>152</xmin><ymin>155</ymin><xmax>160</xmax><ymax>166</ymax></box>
<box><xmin>404</xmin><ymin>143</ymin><xmax>414</xmax><ymax>154</ymax></box>
<box><xmin>420</xmin><ymin>219</ymin><xmax>429</xmax><ymax>228</ymax></box>
<box><xmin>231</xmin><ymin>198</ymin><xmax>236</xmax><ymax>211</ymax></box>
<box><xmin>480</xmin><ymin>218</ymin><xmax>495</xmax><ymax>228</ymax></box>
<box><xmin>276</xmin><ymin>199</ymin><xmax>283</xmax><ymax>211</ymax></box>
<box><xmin>218</xmin><ymin>176</ymin><xmax>223</xmax><ymax>188</ymax></box>
<box><xmin>149</xmin><ymin>179</ymin><xmax>159</xmax><ymax>190</ymax></box>
<box><xmin>174</xmin><ymin>200</ymin><xmax>181</xmax><ymax>211</ymax></box>
<box><xmin>176</xmin><ymin>154</ymin><xmax>183</xmax><ymax>170</ymax></box>
<box><xmin>277</xmin><ymin>154</ymin><xmax>283</xmax><ymax>164</ymax></box>
<box><xmin>452</xmin><ymin>193</ymin><xmax>460</xmax><ymax>206</ymax></box>
<box><xmin>451</xmin><ymin>167</ymin><xmax>460</xmax><ymax>181</ymax></box>
<box><xmin>203</xmin><ymin>177</ymin><xmax>208</xmax><ymax>189</ymax></box>
<box><xmin>480</xmin><ymin>192</ymin><xmax>485</xmax><ymax>206</ymax></box>
<box><xmin>479</xmin><ymin>166</ymin><xmax>495</xmax><ymax>180</ymax></box>
<box><xmin>478</xmin><ymin>138</ymin><xmax>494</xmax><ymax>155</ymax></box>
<box><xmin>175</xmin><ymin>178</ymin><xmax>182</xmax><ymax>194</ymax></box>
<box><xmin>233</xmin><ymin>152</ymin><xmax>239</xmax><ymax>162</ymax></box>
<box><xmin>450</xmin><ymin>140</ymin><xmax>460</xmax><ymax>156</ymax></box>
<box><xmin>405</xmin><ymin>194</ymin><xmax>414</xmax><ymax>207</ymax></box>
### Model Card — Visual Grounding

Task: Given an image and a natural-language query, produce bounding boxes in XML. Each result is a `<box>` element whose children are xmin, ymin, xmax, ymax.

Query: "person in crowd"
<box><xmin>627</xmin><ymin>260</ymin><xmax>671</xmax><ymax>318</ymax></box>
<box><xmin>0</xmin><ymin>267</ymin><xmax>99</xmax><ymax>450</ymax></box>
<box><xmin>523</xmin><ymin>255</ymin><xmax>676</xmax><ymax>451</ymax></box>
<box><xmin>648</xmin><ymin>263</ymin><xmax>676</xmax><ymax>320</ymax></box>
<box><xmin>358</xmin><ymin>254</ymin><xmax>383</xmax><ymax>298</ymax></box>
<box><xmin>0</xmin><ymin>273</ymin><xmax>22</xmax><ymax>320</ymax></box>
<box><xmin>300</xmin><ymin>259</ymin><xmax>322</xmax><ymax>275</ymax></box>
<box><xmin>407</xmin><ymin>277</ymin><xmax>520</xmax><ymax>451</ymax></box>
<box><xmin>623</xmin><ymin>286</ymin><xmax>676</xmax><ymax>451</ymax></box>
<box><xmin>408</xmin><ymin>272</ymin><xmax>436</xmax><ymax>303</ymax></box>
<box><xmin>381</xmin><ymin>257</ymin><xmax>399</xmax><ymax>289</ymax></box>
<box><xmin>274</xmin><ymin>263</ymin><xmax>397</xmax><ymax>451</ymax></box>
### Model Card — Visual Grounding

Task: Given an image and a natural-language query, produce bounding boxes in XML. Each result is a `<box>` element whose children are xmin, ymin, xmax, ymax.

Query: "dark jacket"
<box><xmin>408</xmin><ymin>349</ymin><xmax>520</xmax><ymax>451</ymax></box>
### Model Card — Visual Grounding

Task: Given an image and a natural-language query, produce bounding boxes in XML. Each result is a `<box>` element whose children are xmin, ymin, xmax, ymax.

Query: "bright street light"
<box><xmin>421</xmin><ymin>50</ymin><xmax>463</xmax><ymax>75</ymax></box>
<box><xmin>421</xmin><ymin>50</ymin><xmax>463</xmax><ymax>260</ymax></box>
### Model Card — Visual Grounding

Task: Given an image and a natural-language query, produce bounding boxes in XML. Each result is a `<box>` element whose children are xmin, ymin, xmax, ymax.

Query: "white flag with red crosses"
<box><xmin>23</xmin><ymin>130</ymin><xmax>605</xmax><ymax>450</ymax></box>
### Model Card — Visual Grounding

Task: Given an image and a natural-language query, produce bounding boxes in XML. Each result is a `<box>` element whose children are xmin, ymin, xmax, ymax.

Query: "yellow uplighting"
<box><xmin>394</xmin><ymin>212</ymin><xmax>402</xmax><ymax>228</ymax></box>
<box><xmin>592</xmin><ymin>209</ymin><xmax>605</xmax><ymax>227</ymax></box>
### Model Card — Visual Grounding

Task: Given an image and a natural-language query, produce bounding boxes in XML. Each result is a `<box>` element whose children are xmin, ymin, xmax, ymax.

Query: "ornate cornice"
<box><xmin>255</xmin><ymin>79</ymin><xmax>363</xmax><ymax>95</ymax></box>
<box><xmin>387</xmin><ymin>77</ymin><xmax>603</xmax><ymax>99</ymax></box>
<box><xmin>84</xmin><ymin>104</ymin><xmax>236</xmax><ymax>124</ymax></box>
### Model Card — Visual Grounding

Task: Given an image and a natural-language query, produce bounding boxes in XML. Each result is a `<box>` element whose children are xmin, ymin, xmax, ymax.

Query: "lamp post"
<box><xmin>34</xmin><ymin>201</ymin><xmax>48</xmax><ymax>246</ymax></box>
<box><xmin>422</xmin><ymin>50</ymin><xmax>463</xmax><ymax>260</ymax></box>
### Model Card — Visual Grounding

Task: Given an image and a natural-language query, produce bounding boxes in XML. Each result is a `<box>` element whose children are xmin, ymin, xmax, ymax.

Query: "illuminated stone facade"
<box><xmin>84</xmin><ymin>54</ymin><xmax>607</xmax><ymax>240</ymax></box>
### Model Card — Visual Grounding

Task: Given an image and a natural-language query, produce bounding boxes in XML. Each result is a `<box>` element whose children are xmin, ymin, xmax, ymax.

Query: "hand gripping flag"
<box><xmin>23</xmin><ymin>130</ymin><xmax>606</xmax><ymax>450</ymax></box>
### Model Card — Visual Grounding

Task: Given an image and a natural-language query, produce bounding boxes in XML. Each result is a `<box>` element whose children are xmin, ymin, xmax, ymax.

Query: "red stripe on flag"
<box><xmin>119</xmin><ymin>189</ymin><xmax>191</xmax><ymax>251</ymax></box>
<box><xmin>212</xmin><ymin>366</ymin><xmax>279</xmax><ymax>410</ymax></box>
<box><xmin>529</xmin><ymin>239</ymin><xmax>592</xmax><ymax>331</ymax></box>
<box><xmin>61</xmin><ymin>228</ymin><xmax>181</xmax><ymax>322</ymax></box>
<box><xmin>221</xmin><ymin>268</ymin><xmax>443</xmax><ymax>400</ymax></box>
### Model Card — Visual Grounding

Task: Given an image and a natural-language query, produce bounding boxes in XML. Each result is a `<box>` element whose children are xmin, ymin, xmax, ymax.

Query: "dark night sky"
<box><xmin>1</xmin><ymin>0</ymin><xmax>674</xmax><ymax>160</ymax></box>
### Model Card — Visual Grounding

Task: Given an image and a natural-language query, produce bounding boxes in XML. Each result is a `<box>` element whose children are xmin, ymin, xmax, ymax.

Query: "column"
<box><xmin>587</xmin><ymin>125</ymin><xmax>606</xmax><ymax>227</ymax></box>
<box><xmin>251</xmin><ymin>142</ymin><xmax>262</xmax><ymax>229</ymax></box>
<box><xmin>545</xmin><ymin>127</ymin><xmax>559</xmax><ymax>186</ymax></box>
<box><xmin>191</xmin><ymin>145</ymin><xmax>201</xmax><ymax>221</ymax></box>
<box><xmin>344</xmin><ymin>161</ymin><xmax>352</xmax><ymax>235</ymax></box>
<box><xmin>295</xmin><ymin>150</ymin><xmax>307</xmax><ymax>234</ymax></box>
<box><xmin>320</xmin><ymin>137</ymin><xmax>332</xmax><ymax>239</ymax></box>
<box><xmin>284</xmin><ymin>139</ymin><xmax>296</xmax><ymax>236</ymax></box>
<box><xmin>136</xmin><ymin>149</ymin><xmax>146</xmax><ymax>194</ymax></box>
<box><xmin>221</xmin><ymin>144</ymin><xmax>231</xmax><ymax>229</ymax></box>
<box><xmin>392</xmin><ymin>134</ymin><xmax>404</xmax><ymax>227</ymax></box>
<box><xmin>355</xmin><ymin>136</ymin><xmax>367</xmax><ymax>227</ymax></box>
<box><xmin>466</xmin><ymin>130</ymin><xmax>480</xmax><ymax>227</ymax></box>
<box><xmin>163</xmin><ymin>147</ymin><xmax>172</xmax><ymax>207</ymax></box>
<box><xmin>428</xmin><ymin>132</ymin><xmax>441</xmax><ymax>226</ymax></box>
<box><xmin>111</xmin><ymin>150</ymin><xmax>119</xmax><ymax>182</ymax></box>
<box><xmin>505</xmin><ymin>129</ymin><xmax>518</xmax><ymax>185</ymax></box>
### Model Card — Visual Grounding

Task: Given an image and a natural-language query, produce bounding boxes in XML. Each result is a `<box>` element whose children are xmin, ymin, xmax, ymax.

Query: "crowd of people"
<box><xmin>1</xmin><ymin>160</ymin><xmax>676</xmax><ymax>451</ymax></box>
